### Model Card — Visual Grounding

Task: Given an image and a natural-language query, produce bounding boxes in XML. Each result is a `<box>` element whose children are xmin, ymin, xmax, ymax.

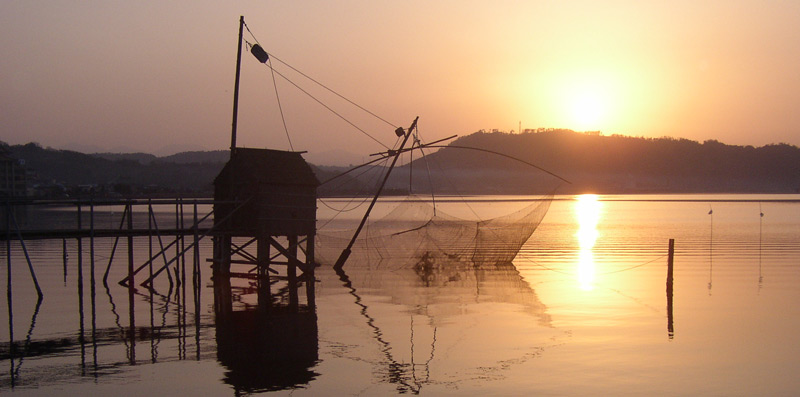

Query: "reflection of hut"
<box><xmin>216</xmin><ymin>308</ymin><xmax>319</xmax><ymax>393</ymax></box>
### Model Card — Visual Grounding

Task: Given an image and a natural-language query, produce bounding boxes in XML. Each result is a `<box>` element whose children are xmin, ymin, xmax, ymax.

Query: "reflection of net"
<box><xmin>315</xmin><ymin>195</ymin><xmax>552</xmax><ymax>269</ymax></box>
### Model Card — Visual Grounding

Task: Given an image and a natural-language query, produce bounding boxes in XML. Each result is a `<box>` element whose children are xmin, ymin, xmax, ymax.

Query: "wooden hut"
<box><xmin>214</xmin><ymin>148</ymin><xmax>318</xmax><ymax>237</ymax></box>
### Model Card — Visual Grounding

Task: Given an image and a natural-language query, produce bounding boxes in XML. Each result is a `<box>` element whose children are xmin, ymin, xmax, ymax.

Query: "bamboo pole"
<box><xmin>334</xmin><ymin>117</ymin><xmax>418</xmax><ymax>269</ymax></box>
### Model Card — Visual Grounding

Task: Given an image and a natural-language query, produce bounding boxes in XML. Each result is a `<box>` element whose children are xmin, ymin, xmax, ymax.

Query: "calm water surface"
<box><xmin>2</xmin><ymin>194</ymin><xmax>799</xmax><ymax>395</ymax></box>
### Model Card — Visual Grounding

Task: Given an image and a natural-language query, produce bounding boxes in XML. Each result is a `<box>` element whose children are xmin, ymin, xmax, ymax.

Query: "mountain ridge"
<box><xmin>4</xmin><ymin>130</ymin><xmax>799</xmax><ymax>197</ymax></box>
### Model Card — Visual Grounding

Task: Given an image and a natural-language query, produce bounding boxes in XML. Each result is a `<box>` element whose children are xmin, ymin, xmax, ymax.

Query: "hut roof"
<box><xmin>214</xmin><ymin>148</ymin><xmax>319</xmax><ymax>187</ymax></box>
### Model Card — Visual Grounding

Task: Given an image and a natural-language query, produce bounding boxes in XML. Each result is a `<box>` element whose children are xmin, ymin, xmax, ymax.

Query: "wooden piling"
<box><xmin>5</xmin><ymin>203</ymin><xmax>13</xmax><ymax>378</ymax></box>
<box><xmin>667</xmin><ymin>239</ymin><xmax>674</xmax><ymax>291</ymax></box>
<box><xmin>306</xmin><ymin>234</ymin><xmax>316</xmax><ymax>309</ymax></box>
<box><xmin>288</xmin><ymin>235</ymin><xmax>299</xmax><ymax>311</ymax></box>
<box><xmin>77</xmin><ymin>204</ymin><xmax>86</xmax><ymax>369</ymax></box>
<box><xmin>257</xmin><ymin>235</ymin><xmax>272</xmax><ymax>311</ymax></box>
<box><xmin>126</xmin><ymin>202</ymin><xmax>136</xmax><ymax>363</ymax></box>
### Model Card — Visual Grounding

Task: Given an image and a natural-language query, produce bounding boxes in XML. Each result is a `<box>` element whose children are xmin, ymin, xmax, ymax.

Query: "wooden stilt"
<box><xmin>126</xmin><ymin>202</ymin><xmax>136</xmax><ymax>364</ymax></box>
<box><xmin>288</xmin><ymin>235</ymin><xmax>298</xmax><ymax>311</ymax></box>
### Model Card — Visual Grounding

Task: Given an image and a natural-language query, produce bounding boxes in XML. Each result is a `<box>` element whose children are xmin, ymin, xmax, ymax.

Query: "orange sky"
<box><xmin>2</xmin><ymin>1</ymin><xmax>799</xmax><ymax>159</ymax></box>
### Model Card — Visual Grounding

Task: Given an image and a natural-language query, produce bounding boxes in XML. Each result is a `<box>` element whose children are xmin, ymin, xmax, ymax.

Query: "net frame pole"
<box><xmin>334</xmin><ymin>117</ymin><xmax>418</xmax><ymax>270</ymax></box>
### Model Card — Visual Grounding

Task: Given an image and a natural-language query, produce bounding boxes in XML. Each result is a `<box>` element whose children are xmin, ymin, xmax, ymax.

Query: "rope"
<box><xmin>242</xmin><ymin>20</ymin><xmax>393</xmax><ymax>150</ymax></box>
<box><xmin>268</xmin><ymin>53</ymin><xmax>398</xmax><ymax>129</ymax></box>
<box><xmin>423</xmin><ymin>145</ymin><xmax>571</xmax><ymax>184</ymax></box>
<box><xmin>412</xmin><ymin>125</ymin><xmax>438</xmax><ymax>214</ymax></box>
<box><xmin>243</xmin><ymin>21</ymin><xmax>259</xmax><ymax>45</ymax></box>
<box><xmin>318</xmin><ymin>197</ymin><xmax>371</xmax><ymax>213</ymax></box>
<box><xmin>253</xmin><ymin>42</ymin><xmax>294</xmax><ymax>151</ymax></box>
<box><xmin>317</xmin><ymin>157</ymin><xmax>392</xmax><ymax>230</ymax></box>
<box><xmin>599</xmin><ymin>255</ymin><xmax>667</xmax><ymax>275</ymax></box>
<box><xmin>265</xmin><ymin>64</ymin><xmax>390</xmax><ymax>149</ymax></box>
<box><xmin>517</xmin><ymin>251</ymin><xmax>667</xmax><ymax>276</ymax></box>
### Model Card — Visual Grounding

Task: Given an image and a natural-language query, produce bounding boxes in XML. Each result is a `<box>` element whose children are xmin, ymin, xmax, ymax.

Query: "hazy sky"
<box><xmin>2</xmin><ymin>1</ymin><xmax>800</xmax><ymax>156</ymax></box>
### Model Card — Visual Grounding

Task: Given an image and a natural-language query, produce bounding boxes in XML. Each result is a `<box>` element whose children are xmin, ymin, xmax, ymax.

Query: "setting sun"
<box><xmin>543</xmin><ymin>69</ymin><xmax>621</xmax><ymax>133</ymax></box>
<box><xmin>570</xmin><ymin>91</ymin><xmax>607</xmax><ymax>131</ymax></box>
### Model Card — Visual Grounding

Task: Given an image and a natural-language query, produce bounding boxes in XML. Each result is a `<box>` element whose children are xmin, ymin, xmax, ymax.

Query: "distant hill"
<box><xmin>400</xmin><ymin>130</ymin><xmax>800</xmax><ymax>193</ymax></box>
<box><xmin>5</xmin><ymin>131</ymin><xmax>800</xmax><ymax>198</ymax></box>
<box><xmin>92</xmin><ymin>152</ymin><xmax>159</xmax><ymax>164</ymax></box>
<box><xmin>157</xmin><ymin>150</ymin><xmax>230</xmax><ymax>164</ymax></box>
<box><xmin>92</xmin><ymin>150</ymin><xmax>229</xmax><ymax>165</ymax></box>
<box><xmin>7</xmin><ymin>143</ymin><xmax>223</xmax><ymax>197</ymax></box>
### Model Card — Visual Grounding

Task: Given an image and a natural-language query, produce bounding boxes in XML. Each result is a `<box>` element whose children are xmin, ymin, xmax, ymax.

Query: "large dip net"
<box><xmin>314</xmin><ymin>194</ymin><xmax>553</xmax><ymax>271</ymax></box>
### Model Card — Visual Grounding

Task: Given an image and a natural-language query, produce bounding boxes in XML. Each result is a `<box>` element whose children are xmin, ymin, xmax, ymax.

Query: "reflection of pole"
<box><xmin>63</xmin><ymin>238</ymin><xmax>67</xmax><ymax>283</ymax></box>
<box><xmin>334</xmin><ymin>266</ymin><xmax>417</xmax><ymax>393</ymax></box>
<box><xmin>334</xmin><ymin>117</ymin><xmax>418</xmax><ymax>270</ymax></box>
<box><xmin>666</xmin><ymin>239</ymin><xmax>674</xmax><ymax>339</ymax></box>
<box><xmin>708</xmin><ymin>206</ymin><xmax>713</xmax><ymax>293</ymax></box>
<box><xmin>759</xmin><ymin>204</ymin><xmax>764</xmax><ymax>287</ymax></box>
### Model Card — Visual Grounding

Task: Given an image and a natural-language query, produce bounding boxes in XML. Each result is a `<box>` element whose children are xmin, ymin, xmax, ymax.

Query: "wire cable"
<box><xmin>268</xmin><ymin>53</ymin><xmax>398</xmax><ymax>129</ymax></box>
<box><xmin>242</xmin><ymin>20</ymin><xmax>394</xmax><ymax>149</ymax></box>
<box><xmin>265</xmin><ymin>64</ymin><xmax>390</xmax><ymax>149</ymax></box>
<box><xmin>260</xmin><ymin>45</ymin><xmax>294</xmax><ymax>151</ymax></box>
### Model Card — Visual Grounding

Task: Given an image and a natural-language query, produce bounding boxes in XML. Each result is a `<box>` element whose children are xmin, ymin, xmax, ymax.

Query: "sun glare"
<box><xmin>543</xmin><ymin>70</ymin><xmax>620</xmax><ymax>132</ymax></box>
<box><xmin>571</xmin><ymin>91</ymin><xmax>606</xmax><ymax>131</ymax></box>
<box><xmin>575</xmin><ymin>194</ymin><xmax>602</xmax><ymax>290</ymax></box>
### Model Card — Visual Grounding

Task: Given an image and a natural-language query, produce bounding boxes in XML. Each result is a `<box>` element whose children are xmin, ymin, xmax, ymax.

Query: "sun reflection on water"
<box><xmin>575</xmin><ymin>194</ymin><xmax>602</xmax><ymax>290</ymax></box>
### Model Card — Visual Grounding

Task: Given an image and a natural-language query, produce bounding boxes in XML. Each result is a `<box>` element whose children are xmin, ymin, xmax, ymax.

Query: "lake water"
<box><xmin>2</xmin><ymin>194</ymin><xmax>800</xmax><ymax>395</ymax></box>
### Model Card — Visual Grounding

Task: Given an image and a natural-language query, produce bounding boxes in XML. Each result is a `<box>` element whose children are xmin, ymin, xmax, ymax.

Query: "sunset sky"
<box><xmin>2</xmin><ymin>1</ymin><xmax>799</xmax><ymax>158</ymax></box>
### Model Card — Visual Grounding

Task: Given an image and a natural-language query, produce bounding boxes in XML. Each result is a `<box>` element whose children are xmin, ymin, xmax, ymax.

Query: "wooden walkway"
<box><xmin>2</xmin><ymin>227</ymin><xmax>212</xmax><ymax>241</ymax></box>
<box><xmin>2</xmin><ymin>197</ymin><xmax>222</xmax><ymax>241</ymax></box>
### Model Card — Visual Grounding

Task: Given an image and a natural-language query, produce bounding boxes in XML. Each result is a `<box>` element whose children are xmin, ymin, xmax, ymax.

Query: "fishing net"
<box><xmin>314</xmin><ymin>194</ymin><xmax>553</xmax><ymax>271</ymax></box>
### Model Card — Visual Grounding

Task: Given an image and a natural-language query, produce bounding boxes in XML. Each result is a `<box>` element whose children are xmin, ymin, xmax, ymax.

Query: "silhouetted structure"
<box><xmin>212</xmin><ymin>147</ymin><xmax>319</xmax><ymax>312</ymax></box>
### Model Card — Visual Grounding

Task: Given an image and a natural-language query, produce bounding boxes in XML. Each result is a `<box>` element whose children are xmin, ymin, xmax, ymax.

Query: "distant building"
<box><xmin>0</xmin><ymin>151</ymin><xmax>27</xmax><ymax>198</ymax></box>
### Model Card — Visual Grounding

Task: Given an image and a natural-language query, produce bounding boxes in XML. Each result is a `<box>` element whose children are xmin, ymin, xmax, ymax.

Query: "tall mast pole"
<box><xmin>334</xmin><ymin>117</ymin><xmax>419</xmax><ymax>270</ymax></box>
<box><xmin>230</xmin><ymin>16</ymin><xmax>245</xmax><ymax>158</ymax></box>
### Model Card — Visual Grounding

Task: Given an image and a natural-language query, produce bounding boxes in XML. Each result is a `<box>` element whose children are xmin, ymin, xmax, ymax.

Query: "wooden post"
<box><xmin>230</xmin><ymin>16</ymin><xmax>245</xmax><ymax>157</ymax></box>
<box><xmin>667</xmin><ymin>238</ymin><xmax>675</xmax><ymax>339</ymax></box>
<box><xmin>5</xmin><ymin>202</ymin><xmax>13</xmax><ymax>385</ymax></box>
<box><xmin>257</xmin><ymin>234</ymin><xmax>271</xmax><ymax>311</ymax></box>
<box><xmin>89</xmin><ymin>199</ymin><xmax>97</xmax><ymax>372</ymax></box>
<box><xmin>288</xmin><ymin>235</ymin><xmax>299</xmax><ymax>311</ymax></box>
<box><xmin>667</xmin><ymin>239</ymin><xmax>674</xmax><ymax>290</ymax></box>
<box><xmin>77</xmin><ymin>204</ymin><xmax>86</xmax><ymax>369</ymax></box>
<box><xmin>126</xmin><ymin>202</ymin><xmax>136</xmax><ymax>364</ymax></box>
<box><xmin>306</xmin><ymin>234</ymin><xmax>316</xmax><ymax>309</ymax></box>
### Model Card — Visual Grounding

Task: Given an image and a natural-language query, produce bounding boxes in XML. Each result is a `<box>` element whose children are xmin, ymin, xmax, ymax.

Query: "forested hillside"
<box><xmin>405</xmin><ymin>130</ymin><xmax>800</xmax><ymax>193</ymax></box>
<box><xmin>5</xmin><ymin>130</ymin><xmax>800</xmax><ymax>198</ymax></box>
